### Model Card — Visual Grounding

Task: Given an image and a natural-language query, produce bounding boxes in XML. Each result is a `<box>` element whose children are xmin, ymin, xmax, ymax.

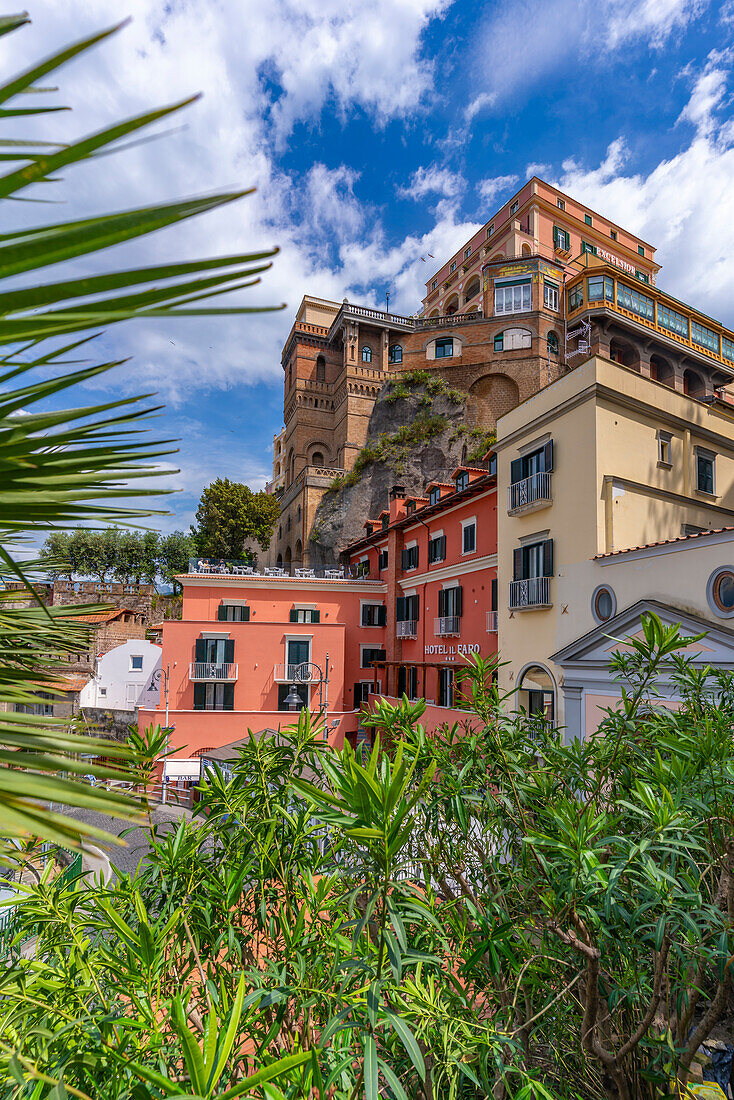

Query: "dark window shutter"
<box><xmin>438</xmin><ymin>590</ymin><xmax>445</xmax><ymax>616</ymax></box>
<box><xmin>513</xmin><ymin>548</ymin><xmax>523</xmax><ymax>581</ymax></box>
<box><xmin>193</xmin><ymin>683</ymin><xmax>205</xmax><ymax>710</ymax></box>
<box><xmin>224</xmin><ymin>639</ymin><xmax>235</xmax><ymax>663</ymax></box>
<box><xmin>217</xmin><ymin>604</ymin><xmax>227</xmax><ymax>621</ymax></box>
<box><xmin>491</xmin><ymin>578</ymin><xmax>498</xmax><ymax>611</ymax></box>
<box><xmin>543</xmin><ymin>440</ymin><xmax>554</xmax><ymax>472</ymax></box>
<box><xmin>440</xmin><ymin>535</ymin><xmax>446</xmax><ymax>559</ymax></box>
<box><xmin>414</xmin><ymin>593</ymin><xmax>420</xmax><ymax>620</ymax></box>
<box><xmin>223</xmin><ymin>684</ymin><xmax>234</xmax><ymax>710</ymax></box>
<box><xmin>290</xmin><ymin>608</ymin><xmax>298</xmax><ymax>622</ymax></box>
<box><xmin>195</xmin><ymin>638</ymin><xmax>206</xmax><ymax>662</ymax></box>
<box><xmin>313</xmin><ymin>609</ymin><xmax>320</xmax><ymax>623</ymax></box>
<box><xmin>456</xmin><ymin>586</ymin><xmax>463</xmax><ymax>616</ymax></box>
<box><xmin>242</xmin><ymin>605</ymin><xmax>250</xmax><ymax>622</ymax></box>
<box><xmin>353</xmin><ymin>682</ymin><xmax>361</xmax><ymax>709</ymax></box>
<box><xmin>542</xmin><ymin>538</ymin><xmax>554</xmax><ymax>577</ymax></box>
<box><xmin>401</xmin><ymin>549</ymin><xmax>408</xmax><ymax>570</ymax></box>
<box><xmin>396</xmin><ymin>597</ymin><xmax>405</xmax><ymax>622</ymax></box>
<box><xmin>361</xmin><ymin>605</ymin><xmax>369</xmax><ymax>626</ymax></box>
<box><xmin>510</xmin><ymin>458</ymin><xmax>523</xmax><ymax>484</ymax></box>
<box><xmin>378</xmin><ymin>605</ymin><xmax>387</xmax><ymax>626</ymax></box>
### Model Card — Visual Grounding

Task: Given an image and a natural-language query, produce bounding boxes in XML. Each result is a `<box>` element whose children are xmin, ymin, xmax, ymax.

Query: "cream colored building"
<box><xmin>495</xmin><ymin>356</ymin><xmax>734</xmax><ymax>734</ymax></box>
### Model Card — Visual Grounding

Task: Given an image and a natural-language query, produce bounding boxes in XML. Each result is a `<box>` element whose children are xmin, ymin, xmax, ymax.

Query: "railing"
<box><xmin>274</xmin><ymin>663</ymin><xmax>317</xmax><ymax>683</ymax></box>
<box><xmin>435</xmin><ymin>616</ymin><xmax>461</xmax><ymax>637</ymax></box>
<box><xmin>396</xmin><ymin>620</ymin><xmax>417</xmax><ymax>638</ymax></box>
<box><xmin>189</xmin><ymin>662</ymin><xmax>238</xmax><ymax>681</ymax></box>
<box><xmin>509</xmin><ymin>577</ymin><xmax>551</xmax><ymax>610</ymax></box>
<box><xmin>508</xmin><ymin>472</ymin><xmax>552</xmax><ymax>513</ymax></box>
<box><xmin>486</xmin><ymin>611</ymin><xmax>498</xmax><ymax>633</ymax></box>
<box><xmin>416</xmin><ymin>311</ymin><xmax>483</xmax><ymax>329</ymax></box>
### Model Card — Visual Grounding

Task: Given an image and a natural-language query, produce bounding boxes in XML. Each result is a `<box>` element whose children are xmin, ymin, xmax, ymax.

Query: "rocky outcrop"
<box><xmin>309</xmin><ymin>375</ymin><xmax>493</xmax><ymax>564</ymax></box>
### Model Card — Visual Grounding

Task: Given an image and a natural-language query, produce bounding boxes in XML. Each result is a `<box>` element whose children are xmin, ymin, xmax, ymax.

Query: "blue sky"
<box><xmin>4</xmin><ymin>0</ymin><xmax>734</xmax><ymax>535</ymax></box>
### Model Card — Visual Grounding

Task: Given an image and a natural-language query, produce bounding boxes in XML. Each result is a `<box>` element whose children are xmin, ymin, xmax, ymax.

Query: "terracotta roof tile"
<box><xmin>68</xmin><ymin>607</ymin><xmax>138</xmax><ymax>624</ymax></box>
<box><xmin>594</xmin><ymin>526</ymin><xmax>734</xmax><ymax>559</ymax></box>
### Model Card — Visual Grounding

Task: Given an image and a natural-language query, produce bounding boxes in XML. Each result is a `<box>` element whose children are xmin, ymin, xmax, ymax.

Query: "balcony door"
<box><xmin>195</xmin><ymin>638</ymin><xmax>234</xmax><ymax>665</ymax></box>
<box><xmin>287</xmin><ymin>638</ymin><xmax>310</xmax><ymax>673</ymax></box>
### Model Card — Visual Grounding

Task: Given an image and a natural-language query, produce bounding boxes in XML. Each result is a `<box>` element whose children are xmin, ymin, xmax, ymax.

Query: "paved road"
<box><xmin>63</xmin><ymin>803</ymin><xmax>192</xmax><ymax>878</ymax></box>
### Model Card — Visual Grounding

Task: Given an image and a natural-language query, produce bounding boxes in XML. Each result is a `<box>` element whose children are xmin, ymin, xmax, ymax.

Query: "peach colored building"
<box><xmin>140</xmin><ymin>467</ymin><xmax>498</xmax><ymax>758</ymax></box>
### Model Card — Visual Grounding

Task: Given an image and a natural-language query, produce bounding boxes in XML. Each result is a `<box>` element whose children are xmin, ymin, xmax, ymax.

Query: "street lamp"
<box><xmin>148</xmin><ymin>664</ymin><xmax>172</xmax><ymax>802</ymax></box>
<box><xmin>284</xmin><ymin>682</ymin><xmax>305</xmax><ymax>711</ymax></box>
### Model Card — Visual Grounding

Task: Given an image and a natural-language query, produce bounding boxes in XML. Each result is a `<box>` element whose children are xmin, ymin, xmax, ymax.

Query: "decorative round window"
<box><xmin>591</xmin><ymin>585</ymin><xmax>616</xmax><ymax>624</ymax></box>
<box><xmin>708</xmin><ymin>568</ymin><xmax>734</xmax><ymax>617</ymax></box>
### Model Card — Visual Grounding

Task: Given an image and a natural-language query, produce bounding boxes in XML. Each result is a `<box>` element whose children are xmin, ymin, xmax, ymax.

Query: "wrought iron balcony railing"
<box><xmin>508</xmin><ymin>577</ymin><xmax>551</xmax><ymax>610</ymax></box>
<box><xmin>435</xmin><ymin>616</ymin><xmax>461</xmax><ymax>637</ymax></box>
<box><xmin>189</xmin><ymin>662</ymin><xmax>238</xmax><ymax>681</ymax></box>
<box><xmin>508</xmin><ymin>472</ymin><xmax>552</xmax><ymax>514</ymax></box>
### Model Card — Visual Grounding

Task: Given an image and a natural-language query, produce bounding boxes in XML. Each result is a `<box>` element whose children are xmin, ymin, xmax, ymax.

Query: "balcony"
<box><xmin>486</xmin><ymin>611</ymin><xmax>498</xmax><ymax>633</ymax></box>
<box><xmin>189</xmin><ymin>662</ymin><xmax>238</xmax><ymax>681</ymax></box>
<box><xmin>435</xmin><ymin>616</ymin><xmax>461</xmax><ymax>637</ymax></box>
<box><xmin>274</xmin><ymin>663</ymin><xmax>317</xmax><ymax>683</ymax></box>
<box><xmin>396</xmin><ymin>620</ymin><xmax>417</xmax><ymax>638</ymax></box>
<box><xmin>509</xmin><ymin>577</ymin><xmax>551</xmax><ymax>610</ymax></box>
<box><xmin>508</xmin><ymin>472</ymin><xmax>552</xmax><ymax>515</ymax></box>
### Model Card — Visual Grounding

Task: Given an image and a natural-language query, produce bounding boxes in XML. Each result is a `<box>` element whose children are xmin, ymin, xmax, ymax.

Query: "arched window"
<box><xmin>276</xmin><ymin>553</ymin><xmax>283</xmax><ymax>567</ymax></box>
<box><xmin>517</xmin><ymin>665</ymin><xmax>555</xmax><ymax>723</ymax></box>
<box><xmin>547</xmin><ymin>331</ymin><xmax>559</xmax><ymax>355</ymax></box>
<box><xmin>312</xmin><ymin>451</ymin><xmax>324</xmax><ymax>467</ymax></box>
<box><xmin>361</xmin><ymin>346</ymin><xmax>372</xmax><ymax>363</ymax></box>
<box><xmin>464</xmin><ymin>277</ymin><xmax>481</xmax><ymax>304</ymax></box>
<box><xmin>295</xmin><ymin>539</ymin><xmax>303</xmax><ymax>562</ymax></box>
<box><xmin>683</xmin><ymin>369</ymin><xmax>706</xmax><ymax>398</ymax></box>
<box><xmin>316</xmin><ymin>355</ymin><xmax>325</xmax><ymax>382</ymax></box>
<box><xmin>388</xmin><ymin>344</ymin><xmax>403</xmax><ymax>364</ymax></box>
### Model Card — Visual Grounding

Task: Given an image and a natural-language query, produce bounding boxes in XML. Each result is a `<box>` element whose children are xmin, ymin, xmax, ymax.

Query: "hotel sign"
<box><xmin>596</xmin><ymin>246</ymin><xmax>637</xmax><ymax>276</ymax></box>
<box><xmin>425</xmin><ymin>642</ymin><xmax>481</xmax><ymax>661</ymax></box>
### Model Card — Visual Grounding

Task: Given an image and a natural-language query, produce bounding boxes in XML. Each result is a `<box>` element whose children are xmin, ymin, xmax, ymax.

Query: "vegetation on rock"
<box><xmin>326</xmin><ymin>414</ymin><xmax>449</xmax><ymax>493</ymax></box>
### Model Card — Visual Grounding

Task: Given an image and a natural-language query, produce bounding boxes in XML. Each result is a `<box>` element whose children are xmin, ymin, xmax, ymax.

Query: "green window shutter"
<box><xmin>289</xmin><ymin>608</ymin><xmax>298</xmax><ymax>623</ymax></box>
<box><xmin>224</xmin><ymin>639</ymin><xmax>235</xmax><ymax>663</ymax></box>
<box><xmin>378</xmin><ymin>605</ymin><xmax>387</xmax><ymax>626</ymax></box>
<box><xmin>312</xmin><ymin>609</ymin><xmax>320</xmax><ymax>623</ymax></box>
<box><xmin>193</xmin><ymin>683</ymin><xmax>205</xmax><ymax>710</ymax></box>
<box><xmin>194</xmin><ymin>639</ymin><xmax>206</xmax><ymax>663</ymax></box>
<box><xmin>242</xmin><ymin>606</ymin><xmax>250</xmax><ymax>622</ymax></box>
<box><xmin>223</xmin><ymin>684</ymin><xmax>234</xmax><ymax>710</ymax></box>
<box><xmin>217</xmin><ymin>605</ymin><xmax>227</xmax><ymax>621</ymax></box>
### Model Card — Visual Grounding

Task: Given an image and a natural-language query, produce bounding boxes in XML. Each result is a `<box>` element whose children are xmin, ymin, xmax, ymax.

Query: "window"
<box><xmin>218</xmin><ymin>604</ymin><xmax>250</xmax><ymax>622</ymax></box>
<box><xmin>362</xmin><ymin>647</ymin><xmax>386</xmax><ymax>669</ymax></box>
<box><xmin>553</xmin><ymin>226</ymin><xmax>570</xmax><ymax>251</ymax></box>
<box><xmin>510</xmin><ymin>200</ymin><xmax>519</xmax><ymax>215</ymax></box>
<box><xmin>381</xmin><ymin>515</ymin><xmax>389</xmax><ymax>530</ymax></box>
<box><xmin>354</xmin><ymin>681</ymin><xmax>372</xmax><ymax>707</ymax></box>
<box><xmin>616</xmin><ymin>282</ymin><xmax>654</xmax><ymax>321</ymax></box>
<box><xmin>362</xmin><ymin>603</ymin><xmax>387</xmax><ymax>627</ymax></box>
<box><xmin>584</xmin><ymin>214</ymin><xmax>592</xmax><ymax>226</ymax></box>
<box><xmin>638</xmin><ymin>245</ymin><xmax>645</xmax><ymax>257</ymax></box>
<box><xmin>510</xmin><ymin>441</ymin><xmax>554</xmax><ymax>490</ymax></box>
<box><xmin>635</xmin><ymin>270</ymin><xmax>650</xmax><ymax>284</ymax></box>
<box><xmin>431</xmin><ymin>279</ymin><xmax>437</xmax><ymax>290</ymax></box>
<box><xmin>356</xmin><ymin>558</ymin><xmax>370</xmax><ymax>577</ymax></box>
<box><xmin>556</xmin><ymin>198</ymin><xmax>565</xmax><ymax>210</ymax></box>
<box><xmin>428</xmin><ymin>534</ymin><xmax>446</xmax><ymax>563</ymax></box>
<box><xmin>657</xmin><ymin>431</ymin><xmax>672</xmax><ymax>466</ymax></box>
<box><xmin>278</xmin><ymin>683</ymin><xmax>308</xmax><ymax>711</ymax></box>
<box><xmin>290</xmin><ymin>607</ymin><xmax>320</xmax><ymax>623</ymax></box>
<box><xmin>495</xmin><ymin>281</ymin><xmax>531</xmax><ymax>314</ymax></box>
<box><xmin>544</xmin><ymin>283</ymin><xmax>559</xmax><ymax>311</ymax></box>
<box><xmin>587</xmin><ymin>275</ymin><xmax>614</xmax><ymax>303</ymax></box>
<box><xmin>486</xmin><ymin>223</ymin><xmax>494</xmax><ymax>238</ymax></box>
<box><xmin>378</xmin><ymin>549</ymin><xmax>388</xmax><ymax>570</ymax></box>
<box><xmin>428</xmin><ymin>486</ymin><xmax>441</xmax><ymax>506</ymax></box>
<box><xmin>723</xmin><ymin>337</ymin><xmax>734</xmax><ymax>363</ymax></box>
<box><xmin>396</xmin><ymin>594</ymin><xmax>419</xmax><ymax>622</ymax></box>
<box><xmin>696</xmin><ymin>449</ymin><xmax>715</xmax><ymax>495</ymax></box>
<box><xmin>513</xmin><ymin>539</ymin><xmax>553</xmax><ymax>581</ymax></box>
<box><xmin>435</xmin><ymin>337</ymin><xmax>454</xmax><ymax>359</ymax></box>
<box><xmin>592</xmin><ymin>585</ymin><xmax>616</xmax><ymax>624</ymax></box>
<box><xmin>438</xmin><ymin>585</ymin><xmax>462</xmax><ymax>619</ymax></box>
<box><xmin>361</xmin><ymin>345</ymin><xmax>373</xmax><ymax>362</ymax></box>
<box><xmin>130</xmin><ymin>654</ymin><xmax>143</xmax><ymax>671</ymax></box>
<box><xmin>494</xmin><ymin>332</ymin><xmax>504</xmax><ymax>351</ymax></box>
<box><xmin>99</xmin><ymin>687</ymin><xmax>107</xmax><ymax>697</ymax></box>
<box><xmin>568</xmin><ymin>284</ymin><xmax>583</xmax><ymax>312</ymax></box>
<box><xmin>401</xmin><ymin>544</ymin><xmax>419</xmax><ymax>571</ymax></box>
<box><xmin>708</xmin><ymin>568</ymin><xmax>734</xmax><ymax>617</ymax></box>
<box><xmin>388</xmin><ymin>344</ymin><xmax>403</xmax><ymax>364</ymax></box>
<box><xmin>316</xmin><ymin>356</ymin><xmax>325</xmax><ymax>381</ymax></box>
<box><xmin>405</xmin><ymin>500</ymin><xmax>415</xmax><ymax>516</ymax></box>
<box><xmin>547</xmin><ymin>332</ymin><xmax>559</xmax><ymax>355</ymax></box>
<box><xmin>462</xmin><ymin>520</ymin><xmax>476</xmax><ymax>554</ymax></box>
<box><xmin>14</xmin><ymin>691</ymin><xmax>54</xmax><ymax>717</ymax></box>
<box><xmin>438</xmin><ymin>668</ymin><xmax>454</xmax><ymax>707</ymax></box>
<box><xmin>657</xmin><ymin>303</ymin><xmax>688</xmax><ymax>338</ymax></box>
<box><xmin>193</xmin><ymin>683</ymin><xmax>234</xmax><ymax>711</ymax></box>
<box><xmin>610</xmin><ymin>229</ymin><xmax>617</xmax><ymax>241</ymax></box>
<box><xmin>449</xmin><ymin>260</ymin><xmax>456</xmax><ymax>273</ymax></box>
<box><xmin>581</xmin><ymin>240</ymin><xmax>596</xmax><ymax>255</ymax></box>
<box><xmin>691</xmin><ymin>321</ymin><xmax>719</xmax><ymax>354</ymax></box>
<box><xmin>397</xmin><ymin>666</ymin><xmax>418</xmax><ymax>700</ymax></box>
<box><xmin>464</xmin><ymin>246</ymin><xmax>471</xmax><ymax>259</ymax></box>
<box><xmin>455</xmin><ymin>471</ymin><xmax>470</xmax><ymax>491</ymax></box>
<box><xmin>194</xmin><ymin>638</ymin><xmax>234</xmax><ymax>666</ymax></box>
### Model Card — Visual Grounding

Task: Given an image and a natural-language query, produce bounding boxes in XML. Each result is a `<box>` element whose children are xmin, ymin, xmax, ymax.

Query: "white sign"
<box><xmin>425</xmin><ymin>642</ymin><xmax>481</xmax><ymax>662</ymax></box>
<box><xmin>596</xmin><ymin>247</ymin><xmax>636</xmax><ymax>276</ymax></box>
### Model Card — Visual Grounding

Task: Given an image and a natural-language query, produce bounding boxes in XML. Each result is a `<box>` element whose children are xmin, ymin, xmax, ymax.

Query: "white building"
<box><xmin>80</xmin><ymin>639</ymin><xmax>162</xmax><ymax>713</ymax></box>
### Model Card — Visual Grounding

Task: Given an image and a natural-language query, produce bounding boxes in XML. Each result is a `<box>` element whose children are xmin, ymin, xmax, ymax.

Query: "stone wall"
<box><xmin>52</xmin><ymin>580</ymin><xmax>156</xmax><ymax>618</ymax></box>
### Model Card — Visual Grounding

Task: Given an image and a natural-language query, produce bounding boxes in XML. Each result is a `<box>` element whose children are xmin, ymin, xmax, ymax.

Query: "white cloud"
<box><xmin>398</xmin><ymin>164</ymin><xmax>466</xmax><ymax>201</ymax></box>
<box><xmin>464</xmin><ymin>92</ymin><xmax>496</xmax><ymax>122</ymax></box>
<box><xmin>477</xmin><ymin>173</ymin><xmax>519</xmax><ymax>205</ymax></box>
<box><xmin>551</xmin><ymin>51</ymin><xmax>734</xmax><ymax>325</ymax></box>
<box><xmin>473</xmin><ymin>0</ymin><xmax>709</xmax><ymax>102</ymax></box>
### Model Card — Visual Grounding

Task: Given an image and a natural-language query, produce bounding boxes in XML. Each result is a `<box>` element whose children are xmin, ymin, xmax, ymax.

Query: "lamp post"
<box><xmin>290</xmin><ymin>653</ymin><xmax>330</xmax><ymax>730</ymax></box>
<box><xmin>284</xmin><ymin>682</ymin><xmax>305</xmax><ymax>712</ymax></box>
<box><xmin>148</xmin><ymin>664</ymin><xmax>171</xmax><ymax>802</ymax></box>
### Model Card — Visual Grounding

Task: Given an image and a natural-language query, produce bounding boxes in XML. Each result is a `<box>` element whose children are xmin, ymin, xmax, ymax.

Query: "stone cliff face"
<box><xmin>308</xmin><ymin>374</ymin><xmax>493</xmax><ymax>564</ymax></box>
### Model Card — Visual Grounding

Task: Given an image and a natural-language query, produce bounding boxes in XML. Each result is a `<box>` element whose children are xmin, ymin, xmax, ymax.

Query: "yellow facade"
<box><xmin>495</xmin><ymin>356</ymin><xmax>734</xmax><ymax>727</ymax></box>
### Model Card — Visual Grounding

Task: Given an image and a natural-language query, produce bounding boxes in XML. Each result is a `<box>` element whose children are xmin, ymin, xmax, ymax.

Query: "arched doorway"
<box><xmin>650</xmin><ymin>354</ymin><xmax>675</xmax><ymax>388</ymax></box>
<box><xmin>316</xmin><ymin>355</ymin><xmax>326</xmax><ymax>382</ymax></box>
<box><xmin>295</xmin><ymin>539</ymin><xmax>303</xmax><ymax>566</ymax></box>
<box><xmin>284</xmin><ymin>547</ymin><xmax>292</xmax><ymax>569</ymax></box>
<box><xmin>683</xmin><ymin>369</ymin><xmax>706</xmax><ymax>398</ymax></box>
<box><xmin>276</xmin><ymin>553</ymin><xmax>283</xmax><ymax>567</ymax></box>
<box><xmin>609</xmin><ymin>338</ymin><xmax>638</xmax><ymax>369</ymax></box>
<box><xmin>464</xmin><ymin>277</ymin><xmax>481</xmax><ymax>305</ymax></box>
<box><xmin>517</xmin><ymin>664</ymin><xmax>555</xmax><ymax>722</ymax></box>
<box><xmin>521</xmin><ymin>243</ymin><xmax>532</xmax><ymax>256</ymax></box>
<box><xmin>445</xmin><ymin>294</ymin><xmax>459</xmax><ymax>316</ymax></box>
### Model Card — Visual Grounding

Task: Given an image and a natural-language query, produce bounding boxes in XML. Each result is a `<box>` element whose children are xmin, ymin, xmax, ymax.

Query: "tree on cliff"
<box><xmin>190</xmin><ymin>478</ymin><xmax>280</xmax><ymax>559</ymax></box>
